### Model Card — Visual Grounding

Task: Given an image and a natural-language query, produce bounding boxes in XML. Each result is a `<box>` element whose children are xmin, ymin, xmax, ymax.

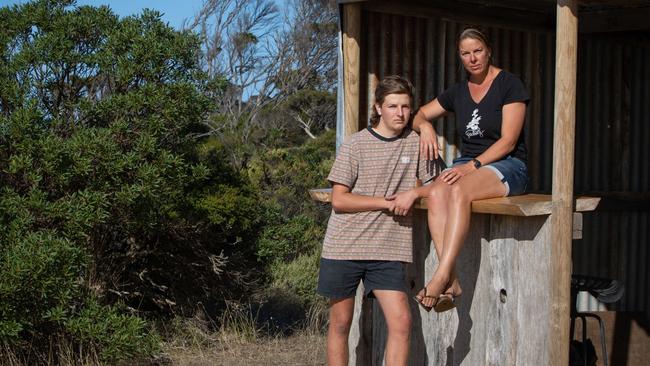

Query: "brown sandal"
<box><xmin>413</xmin><ymin>287</ymin><xmax>436</xmax><ymax>312</ymax></box>
<box><xmin>433</xmin><ymin>294</ymin><xmax>456</xmax><ymax>313</ymax></box>
<box><xmin>414</xmin><ymin>288</ymin><xmax>457</xmax><ymax>313</ymax></box>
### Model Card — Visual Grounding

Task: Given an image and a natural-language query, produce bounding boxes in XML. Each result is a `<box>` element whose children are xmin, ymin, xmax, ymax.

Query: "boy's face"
<box><xmin>375</xmin><ymin>93</ymin><xmax>411</xmax><ymax>135</ymax></box>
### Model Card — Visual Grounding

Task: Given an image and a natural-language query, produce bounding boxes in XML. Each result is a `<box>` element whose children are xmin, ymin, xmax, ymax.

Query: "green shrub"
<box><xmin>269</xmin><ymin>251</ymin><xmax>323</xmax><ymax>307</ymax></box>
<box><xmin>65</xmin><ymin>298</ymin><xmax>160</xmax><ymax>363</ymax></box>
<box><xmin>0</xmin><ymin>232</ymin><xmax>85</xmax><ymax>340</ymax></box>
<box><xmin>257</xmin><ymin>212</ymin><xmax>324</xmax><ymax>263</ymax></box>
<box><xmin>0</xmin><ymin>0</ymin><xmax>264</xmax><ymax>362</ymax></box>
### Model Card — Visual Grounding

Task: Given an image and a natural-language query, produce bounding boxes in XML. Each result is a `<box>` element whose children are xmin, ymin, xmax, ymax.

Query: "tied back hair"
<box><xmin>369</xmin><ymin>75</ymin><xmax>415</xmax><ymax>127</ymax></box>
<box><xmin>458</xmin><ymin>27</ymin><xmax>494</xmax><ymax>75</ymax></box>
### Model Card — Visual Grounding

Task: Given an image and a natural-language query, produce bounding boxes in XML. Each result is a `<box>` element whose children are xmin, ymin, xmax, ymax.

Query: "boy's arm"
<box><xmin>386</xmin><ymin>185</ymin><xmax>432</xmax><ymax>216</ymax></box>
<box><xmin>331</xmin><ymin>182</ymin><xmax>395</xmax><ymax>214</ymax></box>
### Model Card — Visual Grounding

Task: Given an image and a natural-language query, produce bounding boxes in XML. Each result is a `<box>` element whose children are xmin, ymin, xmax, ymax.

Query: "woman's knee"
<box><xmin>427</xmin><ymin>184</ymin><xmax>449</xmax><ymax>208</ymax></box>
<box><xmin>450</xmin><ymin>184</ymin><xmax>471</xmax><ymax>204</ymax></box>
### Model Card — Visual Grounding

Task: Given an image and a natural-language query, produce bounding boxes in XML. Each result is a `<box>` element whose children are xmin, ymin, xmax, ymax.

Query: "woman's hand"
<box><xmin>413</xmin><ymin>99</ymin><xmax>447</xmax><ymax>160</ymax></box>
<box><xmin>439</xmin><ymin>162</ymin><xmax>476</xmax><ymax>185</ymax></box>
<box><xmin>419</xmin><ymin>123</ymin><xmax>441</xmax><ymax>160</ymax></box>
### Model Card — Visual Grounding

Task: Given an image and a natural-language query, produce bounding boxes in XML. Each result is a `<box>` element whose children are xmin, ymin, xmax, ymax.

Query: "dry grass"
<box><xmin>1</xmin><ymin>302</ymin><xmax>329</xmax><ymax>366</ymax></box>
<box><xmin>1</xmin><ymin>339</ymin><xmax>101</xmax><ymax>366</ymax></box>
<box><xmin>161</xmin><ymin>301</ymin><xmax>328</xmax><ymax>366</ymax></box>
<box><xmin>163</xmin><ymin>330</ymin><xmax>326</xmax><ymax>366</ymax></box>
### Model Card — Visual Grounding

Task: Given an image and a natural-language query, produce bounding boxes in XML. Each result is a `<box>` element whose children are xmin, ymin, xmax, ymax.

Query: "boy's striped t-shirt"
<box><xmin>322</xmin><ymin>127</ymin><xmax>439</xmax><ymax>263</ymax></box>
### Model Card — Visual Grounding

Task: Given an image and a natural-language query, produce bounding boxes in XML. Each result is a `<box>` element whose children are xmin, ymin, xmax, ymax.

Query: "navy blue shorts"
<box><xmin>316</xmin><ymin>258</ymin><xmax>408</xmax><ymax>299</ymax></box>
<box><xmin>451</xmin><ymin>156</ymin><xmax>528</xmax><ymax>196</ymax></box>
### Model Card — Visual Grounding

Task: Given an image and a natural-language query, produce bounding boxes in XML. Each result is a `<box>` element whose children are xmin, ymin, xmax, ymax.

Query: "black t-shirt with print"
<box><xmin>437</xmin><ymin>70</ymin><xmax>529</xmax><ymax>163</ymax></box>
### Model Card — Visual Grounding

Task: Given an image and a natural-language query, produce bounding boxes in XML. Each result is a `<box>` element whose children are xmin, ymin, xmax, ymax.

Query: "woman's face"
<box><xmin>459</xmin><ymin>37</ymin><xmax>490</xmax><ymax>77</ymax></box>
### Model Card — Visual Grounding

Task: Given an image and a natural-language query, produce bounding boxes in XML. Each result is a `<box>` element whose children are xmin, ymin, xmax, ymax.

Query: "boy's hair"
<box><xmin>369</xmin><ymin>75</ymin><xmax>414</xmax><ymax>127</ymax></box>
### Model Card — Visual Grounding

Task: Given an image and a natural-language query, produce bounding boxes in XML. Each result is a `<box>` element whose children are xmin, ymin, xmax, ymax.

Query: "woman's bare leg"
<box><xmin>419</xmin><ymin>168</ymin><xmax>506</xmax><ymax>308</ymax></box>
<box><xmin>425</xmin><ymin>180</ymin><xmax>462</xmax><ymax>297</ymax></box>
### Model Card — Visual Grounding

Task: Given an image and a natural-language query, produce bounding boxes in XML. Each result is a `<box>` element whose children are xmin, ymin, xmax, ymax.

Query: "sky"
<box><xmin>0</xmin><ymin>0</ymin><xmax>206</xmax><ymax>29</ymax></box>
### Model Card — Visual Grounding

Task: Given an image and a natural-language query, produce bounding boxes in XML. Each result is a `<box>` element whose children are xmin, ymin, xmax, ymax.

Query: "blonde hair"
<box><xmin>458</xmin><ymin>27</ymin><xmax>492</xmax><ymax>50</ymax></box>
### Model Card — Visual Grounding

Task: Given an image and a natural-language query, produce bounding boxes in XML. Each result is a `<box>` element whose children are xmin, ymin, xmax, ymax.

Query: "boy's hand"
<box><xmin>386</xmin><ymin>190</ymin><xmax>417</xmax><ymax>216</ymax></box>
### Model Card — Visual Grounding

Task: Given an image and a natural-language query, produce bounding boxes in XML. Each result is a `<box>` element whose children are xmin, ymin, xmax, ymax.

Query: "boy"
<box><xmin>317</xmin><ymin>76</ymin><xmax>438</xmax><ymax>366</ymax></box>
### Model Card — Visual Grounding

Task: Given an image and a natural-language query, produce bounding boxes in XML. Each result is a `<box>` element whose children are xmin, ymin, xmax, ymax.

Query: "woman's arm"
<box><xmin>331</xmin><ymin>183</ymin><xmax>394</xmax><ymax>213</ymax></box>
<box><xmin>413</xmin><ymin>99</ymin><xmax>448</xmax><ymax>160</ymax></box>
<box><xmin>474</xmin><ymin>101</ymin><xmax>526</xmax><ymax>165</ymax></box>
<box><xmin>439</xmin><ymin>101</ymin><xmax>526</xmax><ymax>185</ymax></box>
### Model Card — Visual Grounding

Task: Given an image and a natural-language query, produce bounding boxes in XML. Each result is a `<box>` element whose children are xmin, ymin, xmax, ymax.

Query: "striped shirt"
<box><xmin>322</xmin><ymin>126</ymin><xmax>440</xmax><ymax>263</ymax></box>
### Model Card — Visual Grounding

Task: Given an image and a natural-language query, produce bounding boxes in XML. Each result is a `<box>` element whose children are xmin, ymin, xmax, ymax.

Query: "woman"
<box><xmin>413</xmin><ymin>28</ymin><xmax>529</xmax><ymax>312</ymax></box>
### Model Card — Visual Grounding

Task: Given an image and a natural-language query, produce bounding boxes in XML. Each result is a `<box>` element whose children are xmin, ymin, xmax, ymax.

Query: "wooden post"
<box><xmin>342</xmin><ymin>3</ymin><xmax>361</xmax><ymax>137</ymax></box>
<box><xmin>551</xmin><ymin>1</ymin><xmax>578</xmax><ymax>365</ymax></box>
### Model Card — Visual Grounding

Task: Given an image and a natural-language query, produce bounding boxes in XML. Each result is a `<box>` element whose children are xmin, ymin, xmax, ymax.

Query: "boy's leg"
<box><xmin>373</xmin><ymin>290</ymin><xmax>412</xmax><ymax>366</ymax></box>
<box><xmin>364</xmin><ymin>261</ymin><xmax>411</xmax><ymax>366</ymax></box>
<box><xmin>317</xmin><ymin>258</ymin><xmax>364</xmax><ymax>366</ymax></box>
<box><xmin>327</xmin><ymin>297</ymin><xmax>355</xmax><ymax>366</ymax></box>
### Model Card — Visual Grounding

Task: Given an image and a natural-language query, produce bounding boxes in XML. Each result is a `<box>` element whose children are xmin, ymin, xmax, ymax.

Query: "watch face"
<box><xmin>473</xmin><ymin>159</ymin><xmax>481</xmax><ymax>168</ymax></box>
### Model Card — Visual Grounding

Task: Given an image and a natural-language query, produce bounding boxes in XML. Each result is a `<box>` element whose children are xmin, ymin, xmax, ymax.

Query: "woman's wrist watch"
<box><xmin>471</xmin><ymin>158</ymin><xmax>482</xmax><ymax>169</ymax></box>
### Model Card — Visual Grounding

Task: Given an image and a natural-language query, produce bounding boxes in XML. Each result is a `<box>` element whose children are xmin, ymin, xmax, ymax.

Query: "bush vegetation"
<box><xmin>0</xmin><ymin>0</ymin><xmax>337</xmax><ymax>363</ymax></box>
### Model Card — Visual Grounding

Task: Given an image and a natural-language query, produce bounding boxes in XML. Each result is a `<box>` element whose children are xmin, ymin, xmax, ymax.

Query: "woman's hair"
<box><xmin>369</xmin><ymin>75</ymin><xmax>414</xmax><ymax>127</ymax></box>
<box><xmin>457</xmin><ymin>27</ymin><xmax>492</xmax><ymax>51</ymax></box>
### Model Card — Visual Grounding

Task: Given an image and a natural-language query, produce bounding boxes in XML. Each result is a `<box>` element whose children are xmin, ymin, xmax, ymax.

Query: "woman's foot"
<box><xmin>444</xmin><ymin>274</ymin><xmax>463</xmax><ymax>298</ymax></box>
<box><xmin>415</xmin><ymin>272</ymin><xmax>450</xmax><ymax>310</ymax></box>
<box><xmin>414</xmin><ymin>285</ymin><xmax>456</xmax><ymax>313</ymax></box>
<box><xmin>413</xmin><ymin>287</ymin><xmax>436</xmax><ymax>312</ymax></box>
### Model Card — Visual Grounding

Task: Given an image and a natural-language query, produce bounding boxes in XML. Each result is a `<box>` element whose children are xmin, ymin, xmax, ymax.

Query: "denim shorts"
<box><xmin>452</xmin><ymin>156</ymin><xmax>528</xmax><ymax>196</ymax></box>
<box><xmin>316</xmin><ymin>258</ymin><xmax>408</xmax><ymax>299</ymax></box>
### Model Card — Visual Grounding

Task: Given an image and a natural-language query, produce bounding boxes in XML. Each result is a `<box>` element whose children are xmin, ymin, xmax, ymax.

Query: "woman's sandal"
<box><xmin>414</xmin><ymin>288</ymin><xmax>456</xmax><ymax>313</ymax></box>
<box><xmin>413</xmin><ymin>287</ymin><xmax>436</xmax><ymax>312</ymax></box>
<box><xmin>433</xmin><ymin>293</ymin><xmax>456</xmax><ymax>313</ymax></box>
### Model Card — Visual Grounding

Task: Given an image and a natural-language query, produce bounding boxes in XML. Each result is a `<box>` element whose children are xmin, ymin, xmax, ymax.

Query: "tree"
<box><xmin>187</xmin><ymin>0</ymin><xmax>338</xmax><ymax>166</ymax></box>
<box><xmin>0</xmin><ymin>0</ymin><xmax>265</xmax><ymax>361</ymax></box>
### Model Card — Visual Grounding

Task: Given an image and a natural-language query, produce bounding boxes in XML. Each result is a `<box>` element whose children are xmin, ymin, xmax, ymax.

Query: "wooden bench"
<box><xmin>310</xmin><ymin>189</ymin><xmax>600</xmax><ymax>365</ymax></box>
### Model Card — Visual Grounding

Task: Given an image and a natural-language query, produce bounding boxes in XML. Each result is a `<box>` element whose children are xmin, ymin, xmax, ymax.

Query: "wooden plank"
<box><xmin>402</xmin><ymin>213</ymin><xmax>555</xmax><ymax>365</ymax></box>
<box><xmin>550</xmin><ymin>1</ymin><xmax>578</xmax><ymax>365</ymax></box>
<box><xmin>485</xmin><ymin>215</ymin><xmax>520</xmax><ymax>365</ymax></box>
<box><xmin>348</xmin><ymin>282</ymin><xmax>372</xmax><ymax>365</ymax></box>
<box><xmin>362</xmin><ymin>0</ymin><xmax>554</xmax><ymax>34</ymax></box>
<box><xmin>515</xmin><ymin>216</ymin><xmax>552</xmax><ymax>365</ymax></box>
<box><xmin>309</xmin><ymin>189</ymin><xmax>600</xmax><ymax>216</ymax></box>
<box><xmin>342</xmin><ymin>3</ymin><xmax>362</xmax><ymax>137</ymax></box>
<box><xmin>572</xmin><ymin>212</ymin><xmax>583</xmax><ymax>240</ymax></box>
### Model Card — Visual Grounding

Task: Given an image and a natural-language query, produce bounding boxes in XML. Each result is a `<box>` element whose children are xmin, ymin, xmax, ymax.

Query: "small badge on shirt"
<box><xmin>400</xmin><ymin>156</ymin><xmax>410</xmax><ymax>164</ymax></box>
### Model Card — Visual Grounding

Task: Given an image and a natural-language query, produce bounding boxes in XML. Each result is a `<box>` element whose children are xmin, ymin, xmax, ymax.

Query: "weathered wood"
<box><xmin>362</xmin><ymin>0</ymin><xmax>554</xmax><ymax>34</ymax></box>
<box><xmin>361</xmin><ymin>212</ymin><xmax>554</xmax><ymax>365</ymax></box>
<box><xmin>551</xmin><ymin>1</ymin><xmax>578</xmax><ymax>365</ymax></box>
<box><xmin>309</xmin><ymin>189</ymin><xmax>600</xmax><ymax>217</ymax></box>
<box><xmin>312</xmin><ymin>188</ymin><xmax>597</xmax><ymax>364</ymax></box>
<box><xmin>572</xmin><ymin>212</ymin><xmax>583</xmax><ymax>239</ymax></box>
<box><xmin>348</xmin><ymin>282</ymin><xmax>373</xmax><ymax>365</ymax></box>
<box><xmin>342</xmin><ymin>3</ymin><xmax>362</xmax><ymax>138</ymax></box>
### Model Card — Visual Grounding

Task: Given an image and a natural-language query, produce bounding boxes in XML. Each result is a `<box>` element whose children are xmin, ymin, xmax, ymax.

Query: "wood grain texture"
<box><xmin>550</xmin><ymin>1</ymin><xmax>578</xmax><ymax>365</ymax></box>
<box><xmin>309</xmin><ymin>189</ymin><xmax>600</xmax><ymax>216</ymax></box>
<box><xmin>342</xmin><ymin>3</ymin><xmax>362</xmax><ymax>138</ymax></box>
<box><xmin>347</xmin><ymin>211</ymin><xmax>555</xmax><ymax>365</ymax></box>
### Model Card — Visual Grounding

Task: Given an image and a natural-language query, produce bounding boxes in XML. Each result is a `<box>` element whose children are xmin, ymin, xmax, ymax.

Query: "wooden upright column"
<box><xmin>551</xmin><ymin>1</ymin><xmax>578</xmax><ymax>365</ymax></box>
<box><xmin>342</xmin><ymin>3</ymin><xmax>361</xmax><ymax>138</ymax></box>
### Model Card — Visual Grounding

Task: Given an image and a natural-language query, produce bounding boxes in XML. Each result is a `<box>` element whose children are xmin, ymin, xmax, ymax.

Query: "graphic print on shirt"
<box><xmin>465</xmin><ymin>108</ymin><xmax>485</xmax><ymax>138</ymax></box>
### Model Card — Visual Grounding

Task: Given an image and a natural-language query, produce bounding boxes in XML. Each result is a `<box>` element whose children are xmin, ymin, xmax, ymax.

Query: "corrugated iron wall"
<box><xmin>360</xmin><ymin>12</ymin><xmax>556</xmax><ymax>191</ymax></box>
<box><xmin>357</xmin><ymin>10</ymin><xmax>650</xmax><ymax>315</ymax></box>
<box><xmin>573</xmin><ymin>39</ymin><xmax>650</xmax><ymax>314</ymax></box>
